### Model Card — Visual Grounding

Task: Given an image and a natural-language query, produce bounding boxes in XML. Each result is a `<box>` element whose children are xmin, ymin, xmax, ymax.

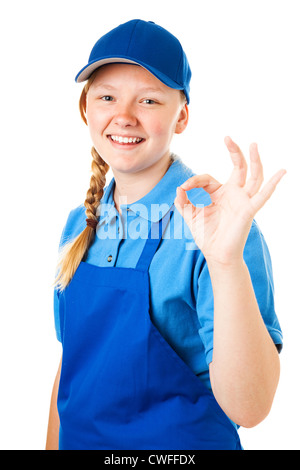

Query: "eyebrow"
<box><xmin>138</xmin><ymin>86</ymin><xmax>165</xmax><ymax>94</ymax></box>
<box><xmin>92</xmin><ymin>83</ymin><xmax>117</xmax><ymax>91</ymax></box>
<box><xmin>92</xmin><ymin>83</ymin><xmax>165</xmax><ymax>94</ymax></box>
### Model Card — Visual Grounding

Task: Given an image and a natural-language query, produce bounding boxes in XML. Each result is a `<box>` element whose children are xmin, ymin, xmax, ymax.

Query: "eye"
<box><xmin>142</xmin><ymin>99</ymin><xmax>157</xmax><ymax>105</ymax></box>
<box><xmin>101</xmin><ymin>95</ymin><xmax>114</xmax><ymax>102</ymax></box>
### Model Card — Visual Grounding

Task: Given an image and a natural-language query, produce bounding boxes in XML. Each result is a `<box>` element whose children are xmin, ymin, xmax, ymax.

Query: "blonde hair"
<box><xmin>55</xmin><ymin>72</ymin><xmax>109</xmax><ymax>290</ymax></box>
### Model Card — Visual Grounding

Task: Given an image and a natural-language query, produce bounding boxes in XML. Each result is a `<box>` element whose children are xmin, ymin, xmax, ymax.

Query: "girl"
<box><xmin>46</xmin><ymin>19</ymin><xmax>285</xmax><ymax>450</ymax></box>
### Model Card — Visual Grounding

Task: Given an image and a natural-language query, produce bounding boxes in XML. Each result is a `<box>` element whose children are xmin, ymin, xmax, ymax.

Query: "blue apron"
<box><xmin>57</xmin><ymin>207</ymin><xmax>242</xmax><ymax>450</ymax></box>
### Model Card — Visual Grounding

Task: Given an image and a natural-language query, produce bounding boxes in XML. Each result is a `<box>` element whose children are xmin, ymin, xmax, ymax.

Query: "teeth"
<box><xmin>110</xmin><ymin>135</ymin><xmax>143</xmax><ymax>144</ymax></box>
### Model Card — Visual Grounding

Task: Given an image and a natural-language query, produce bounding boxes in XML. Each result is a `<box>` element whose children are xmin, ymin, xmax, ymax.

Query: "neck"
<box><xmin>113</xmin><ymin>153</ymin><xmax>173</xmax><ymax>212</ymax></box>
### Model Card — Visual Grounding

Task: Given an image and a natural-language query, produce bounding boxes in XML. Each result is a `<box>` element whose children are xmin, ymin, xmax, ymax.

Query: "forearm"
<box><xmin>208</xmin><ymin>260</ymin><xmax>280</xmax><ymax>428</ymax></box>
<box><xmin>46</xmin><ymin>358</ymin><xmax>61</xmax><ymax>450</ymax></box>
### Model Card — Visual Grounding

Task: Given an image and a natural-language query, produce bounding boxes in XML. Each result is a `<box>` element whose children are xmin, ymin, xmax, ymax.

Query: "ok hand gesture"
<box><xmin>174</xmin><ymin>137</ymin><xmax>286</xmax><ymax>267</ymax></box>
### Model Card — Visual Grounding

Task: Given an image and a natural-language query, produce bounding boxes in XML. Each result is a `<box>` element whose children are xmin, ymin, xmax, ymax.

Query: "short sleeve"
<box><xmin>54</xmin><ymin>288</ymin><xmax>62</xmax><ymax>342</ymax></box>
<box><xmin>196</xmin><ymin>220</ymin><xmax>283</xmax><ymax>366</ymax></box>
<box><xmin>53</xmin><ymin>204</ymin><xmax>86</xmax><ymax>343</ymax></box>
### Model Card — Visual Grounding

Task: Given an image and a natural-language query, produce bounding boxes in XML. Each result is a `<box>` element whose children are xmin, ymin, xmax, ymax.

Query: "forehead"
<box><xmin>89</xmin><ymin>63</ymin><xmax>173</xmax><ymax>94</ymax></box>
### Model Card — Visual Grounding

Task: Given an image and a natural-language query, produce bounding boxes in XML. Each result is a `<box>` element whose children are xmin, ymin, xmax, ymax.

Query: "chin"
<box><xmin>111</xmin><ymin>162</ymin><xmax>148</xmax><ymax>174</ymax></box>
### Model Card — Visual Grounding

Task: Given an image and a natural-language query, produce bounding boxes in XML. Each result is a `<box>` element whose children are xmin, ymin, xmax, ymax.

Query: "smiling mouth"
<box><xmin>108</xmin><ymin>135</ymin><xmax>145</xmax><ymax>145</ymax></box>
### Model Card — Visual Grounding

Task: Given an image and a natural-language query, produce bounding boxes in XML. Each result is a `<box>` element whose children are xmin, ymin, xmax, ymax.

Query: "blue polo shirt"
<box><xmin>54</xmin><ymin>155</ymin><xmax>283</xmax><ymax>391</ymax></box>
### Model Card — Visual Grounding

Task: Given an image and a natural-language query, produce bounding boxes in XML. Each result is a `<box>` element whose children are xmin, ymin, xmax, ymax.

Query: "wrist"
<box><xmin>205</xmin><ymin>256</ymin><xmax>245</xmax><ymax>273</ymax></box>
<box><xmin>205</xmin><ymin>257</ymin><xmax>250</xmax><ymax>289</ymax></box>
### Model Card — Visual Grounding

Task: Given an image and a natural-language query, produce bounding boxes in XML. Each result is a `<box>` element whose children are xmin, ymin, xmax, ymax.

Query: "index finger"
<box><xmin>180</xmin><ymin>174</ymin><xmax>222</xmax><ymax>194</ymax></box>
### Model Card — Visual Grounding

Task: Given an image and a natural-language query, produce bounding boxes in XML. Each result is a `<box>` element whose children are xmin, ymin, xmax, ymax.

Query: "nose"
<box><xmin>113</xmin><ymin>102</ymin><xmax>138</xmax><ymax>128</ymax></box>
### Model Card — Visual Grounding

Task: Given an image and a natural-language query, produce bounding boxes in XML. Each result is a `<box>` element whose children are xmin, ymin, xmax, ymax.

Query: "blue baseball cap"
<box><xmin>75</xmin><ymin>19</ymin><xmax>192</xmax><ymax>103</ymax></box>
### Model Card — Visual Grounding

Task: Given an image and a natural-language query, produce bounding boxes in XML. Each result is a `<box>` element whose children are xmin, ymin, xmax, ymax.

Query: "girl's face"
<box><xmin>86</xmin><ymin>63</ymin><xmax>188</xmax><ymax>176</ymax></box>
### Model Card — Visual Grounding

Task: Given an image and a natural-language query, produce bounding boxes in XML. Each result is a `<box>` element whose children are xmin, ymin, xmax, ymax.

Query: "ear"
<box><xmin>175</xmin><ymin>103</ymin><xmax>189</xmax><ymax>135</ymax></box>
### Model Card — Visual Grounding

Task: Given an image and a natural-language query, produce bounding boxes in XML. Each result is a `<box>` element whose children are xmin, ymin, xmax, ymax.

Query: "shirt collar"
<box><xmin>99</xmin><ymin>155</ymin><xmax>195</xmax><ymax>223</ymax></box>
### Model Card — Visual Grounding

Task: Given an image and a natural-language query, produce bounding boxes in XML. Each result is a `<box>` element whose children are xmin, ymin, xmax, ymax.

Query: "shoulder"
<box><xmin>58</xmin><ymin>180</ymin><xmax>114</xmax><ymax>247</ymax></box>
<box><xmin>244</xmin><ymin>219</ymin><xmax>274</xmax><ymax>287</ymax></box>
<box><xmin>244</xmin><ymin>220</ymin><xmax>272</xmax><ymax>265</ymax></box>
<box><xmin>59</xmin><ymin>203</ymin><xmax>86</xmax><ymax>248</ymax></box>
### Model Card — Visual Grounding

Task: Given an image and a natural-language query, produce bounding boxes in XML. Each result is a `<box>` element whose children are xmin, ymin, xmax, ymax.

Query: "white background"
<box><xmin>0</xmin><ymin>0</ymin><xmax>299</xmax><ymax>450</ymax></box>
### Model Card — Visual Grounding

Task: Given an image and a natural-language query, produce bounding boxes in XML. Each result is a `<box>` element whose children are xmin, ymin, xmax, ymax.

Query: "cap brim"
<box><xmin>75</xmin><ymin>56</ymin><xmax>184</xmax><ymax>92</ymax></box>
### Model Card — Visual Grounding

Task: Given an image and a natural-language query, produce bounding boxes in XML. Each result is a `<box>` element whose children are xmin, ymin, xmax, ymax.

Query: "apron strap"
<box><xmin>136</xmin><ymin>204</ymin><xmax>175</xmax><ymax>272</ymax></box>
